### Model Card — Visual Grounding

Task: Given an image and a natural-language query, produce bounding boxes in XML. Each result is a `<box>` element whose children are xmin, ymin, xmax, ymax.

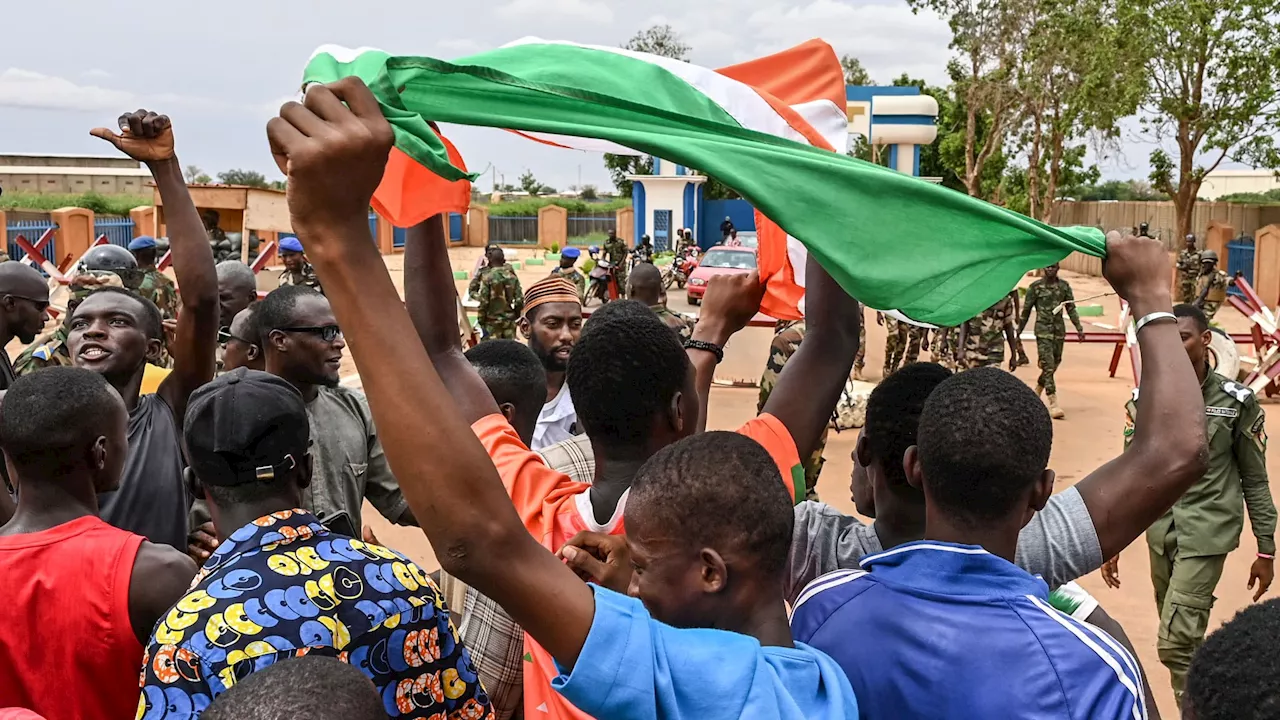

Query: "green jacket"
<box><xmin>476</xmin><ymin>264</ymin><xmax>524</xmax><ymax>325</ymax></box>
<box><xmin>1126</xmin><ymin>369</ymin><xmax>1276</xmax><ymax>557</ymax></box>
<box><xmin>1019</xmin><ymin>278</ymin><xmax>1083</xmax><ymax>338</ymax></box>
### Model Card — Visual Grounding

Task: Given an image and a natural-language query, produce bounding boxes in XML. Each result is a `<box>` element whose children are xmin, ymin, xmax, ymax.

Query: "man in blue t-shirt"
<box><xmin>263</xmin><ymin>80</ymin><xmax>858</xmax><ymax>720</ymax></box>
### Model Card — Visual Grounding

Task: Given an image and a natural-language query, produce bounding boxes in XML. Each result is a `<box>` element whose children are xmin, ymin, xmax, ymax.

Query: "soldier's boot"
<box><xmin>1035</xmin><ymin>383</ymin><xmax>1044</xmax><ymax>398</ymax></box>
<box><xmin>852</xmin><ymin>365</ymin><xmax>867</xmax><ymax>382</ymax></box>
<box><xmin>1047</xmin><ymin>394</ymin><xmax>1066</xmax><ymax>420</ymax></box>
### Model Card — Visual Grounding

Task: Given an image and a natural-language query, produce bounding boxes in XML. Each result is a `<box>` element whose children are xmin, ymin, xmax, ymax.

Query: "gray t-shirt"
<box><xmin>98</xmin><ymin>393</ymin><xmax>189</xmax><ymax>550</ymax></box>
<box><xmin>303</xmin><ymin>386</ymin><xmax>409</xmax><ymax>530</ymax></box>
<box><xmin>786</xmin><ymin>486</ymin><xmax>1103</xmax><ymax>604</ymax></box>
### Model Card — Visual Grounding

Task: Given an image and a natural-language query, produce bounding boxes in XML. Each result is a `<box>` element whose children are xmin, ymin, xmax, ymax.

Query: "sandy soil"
<box><xmin>21</xmin><ymin>250</ymin><xmax>1265</xmax><ymax>718</ymax></box>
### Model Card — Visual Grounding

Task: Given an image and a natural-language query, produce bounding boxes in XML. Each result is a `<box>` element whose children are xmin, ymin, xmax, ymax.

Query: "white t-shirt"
<box><xmin>532</xmin><ymin>382</ymin><xmax>577</xmax><ymax>451</ymax></box>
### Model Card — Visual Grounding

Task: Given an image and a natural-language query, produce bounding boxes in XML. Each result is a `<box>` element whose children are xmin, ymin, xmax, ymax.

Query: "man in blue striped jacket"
<box><xmin>791</xmin><ymin>368</ymin><xmax>1154</xmax><ymax>719</ymax></box>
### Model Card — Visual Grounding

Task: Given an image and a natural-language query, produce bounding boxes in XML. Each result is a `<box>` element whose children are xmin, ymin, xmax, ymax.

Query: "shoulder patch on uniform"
<box><xmin>32</xmin><ymin>346</ymin><xmax>51</xmax><ymax>361</ymax></box>
<box><xmin>1222</xmin><ymin>380</ymin><xmax>1253</xmax><ymax>403</ymax></box>
<box><xmin>1206</xmin><ymin>406</ymin><xmax>1240</xmax><ymax>418</ymax></box>
<box><xmin>1252</xmin><ymin>414</ymin><xmax>1267</xmax><ymax>434</ymax></box>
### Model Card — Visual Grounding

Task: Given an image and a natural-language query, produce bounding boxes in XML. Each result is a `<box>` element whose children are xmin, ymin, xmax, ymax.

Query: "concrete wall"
<box><xmin>0</xmin><ymin>173</ymin><xmax>148</xmax><ymax>195</ymax></box>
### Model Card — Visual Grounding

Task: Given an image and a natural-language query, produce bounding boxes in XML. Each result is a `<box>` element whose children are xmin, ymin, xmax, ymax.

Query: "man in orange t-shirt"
<box><xmin>406</xmin><ymin>211</ymin><xmax>862</xmax><ymax>719</ymax></box>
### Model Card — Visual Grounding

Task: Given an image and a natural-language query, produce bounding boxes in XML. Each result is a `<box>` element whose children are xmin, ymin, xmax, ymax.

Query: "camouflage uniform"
<box><xmin>550</xmin><ymin>267</ymin><xmax>587</xmax><ymax>300</ymax></box>
<box><xmin>1126</xmin><ymin>372</ymin><xmax>1275</xmax><ymax>705</ymax></box>
<box><xmin>1196</xmin><ymin>269</ymin><xmax>1229</xmax><ymax>321</ymax></box>
<box><xmin>1176</xmin><ymin>249</ymin><xmax>1202</xmax><ymax>304</ymax></box>
<box><xmin>1019</xmin><ymin>278</ymin><xmax>1083</xmax><ymax>396</ymax></box>
<box><xmin>882</xmin><ymin>315</ymin><xmax>909</xmax><ymax>377</ymax></box>
<box><xmin>13</xmin><ymin>325</ymin><xmax>73</xmax><ymax>376</ymax></box>
<box><xmin>962</xmin><ymin>294</ymin><xmax>1015</xmax><ymax>369</ymax></box>
<box><xmin>279</xmin><ymin>261</ymin><xmax>323</xmax><ymax>295</ymax></box>
<box><xmin>853</xmin><ymin>311</ymin><xmax>866</xmax><ymax>377</ymax></box>
<box><xmin>931</xmin><ymin>326</ymin><xmax>961</xmax><ymax>371</ymax></box>
<box><xmin>603</xmin><ymin>236</ymin><xmax>628</xmax><ymax>298</ymax></box>
<box><xmin>759</xmin><ymin>320</ymin><xmax>826</xmax><ymax>500</ymax></box>
<box><xmin>467</xmin><ymin>266</ymin><xmax>489</xmax><ymax>299</ymax></box>
<box><xmin>903</xmin><ymin>325</ymin><xmax>926</xmax><ymax>366</ymax></box>
<box><xmin>652</xmin><ymin>304</ymin><xmax>695</xmax><ymax>342</ymax></box>
<box><xmin>136</xmin><ymin>268</ymin><xmax>179</xmax><ymax>321</ymax></box>
<box><xmin>476</xmin><ymin>264</ymin><xmax>524</xmax><ymax>340</ymax></box>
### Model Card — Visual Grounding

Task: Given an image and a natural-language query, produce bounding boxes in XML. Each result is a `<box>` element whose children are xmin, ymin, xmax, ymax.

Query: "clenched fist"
<box><xmin>91</xmin><ymin>110</ymin><xmax>175</xmax><ymax>163</ymax></box>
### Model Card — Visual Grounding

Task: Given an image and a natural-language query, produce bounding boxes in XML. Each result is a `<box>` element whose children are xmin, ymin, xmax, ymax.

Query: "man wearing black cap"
<box><xmin>277</xmin><ymin>236</ymin><xmax>323</xmax><ymax>294</ymax></box>
<box><xmin>139</xmin><ymin>368</ymin><xmax>491</xmax><ymax>718</ymax></box>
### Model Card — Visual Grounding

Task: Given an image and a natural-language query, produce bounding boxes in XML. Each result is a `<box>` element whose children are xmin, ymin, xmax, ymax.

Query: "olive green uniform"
<box><xmin>1125</xmin><ymin>371</ymin><xmax>1275</xmax><ymax>704</ymax></box>
<box><xmin>1176</xmin><ymin>249</ymin><xmax>1202</xmax><ymax>304</ymax></box>
<box><xmin>651</xmin><ymin>304</ymin><xmax>695</xmax><ymax>342</ymax></box>
<box><xmin>476</xmin><ymin>264</ymin><xmax>523</xmax><ymax>341</ymax></box>
<box><xmin>550</xmin><ymin>266</ymin><xmax>587</xmax><ymax>300</ymax></box>
<box><xmin>279</xmin><ymin>261</ymin><xmax>323</xmax><ymax>295</ymax></box>
<box><xmin>759</xmin><ymin>320</ymin><xmax>825</xmax><ymax>500</ymax></box>
<box><xmin>1196</xmin><ymin>269</ymin><xmax>1229</xmax><ymax>321</ymax></box>
<box><xmin>603</xmin><ymin>237</ymin><xmax>628</xmax><ymax>299</ymax></box>
<box><xmin>1018</xmin><ymin>278</ymin><xmax>1083</xmax><ymax>395</ymax></box>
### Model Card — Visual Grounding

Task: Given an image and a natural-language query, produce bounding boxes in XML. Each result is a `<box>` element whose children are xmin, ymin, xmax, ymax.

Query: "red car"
<box><xmin>686</xmin><ymin>246</ymin><xmax>758</xmax><ymax>305</ymax></box>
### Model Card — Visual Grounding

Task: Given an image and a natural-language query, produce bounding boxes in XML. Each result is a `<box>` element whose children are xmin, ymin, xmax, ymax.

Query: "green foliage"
<box><xmin>623</xmin><ymin>24</ymin><xmax>690</xmax><ymax>61</ymax></box>
<box><xmin>1063</xmin><ymin>179</ymin><xmax>1167</xmax><ymax>201</ymax></box>
<box><xmin>217</xmin><ymin>168</ymin><xmax>269</xmax><ymax>188</ymax></box>
<box><xmin>550</xmin><ymin>242</ymin><xmax>560</xmax><ymax>253</ymax></box>
<box><xmin>0</xmin><ymin>191</ymin><xmax>150</xmax><ymax>216</ymax></box>
<box><xmin>1218</xmin><ymin>188</ymin><xmax>1280</xmax><ymax>204</ymax></box>
<box><xmin>487</xmin><ymin>198</ymin><xmax>631</xmax><ymax>216</ymax></box>
<box><xmin>518</xmin><ymin>170</ymin><xmax>556</xmax><ymax>196</ymax></box>
<box><xmin>184</xmin><ymin>164</ymin><xmax>212</xmax><ymax>184</ymax></box>
<box><xmin>603</xmin><ymin>154</ymin><xmax>652</xmax><ymax>195</ymax></box>
<box><xmin>568</xmin><ymin>231</ymin><xmax>610</xmax><ymax>246</ymax></box>
<box><xmin>841</xmin><ymin>55</ymin><xmax>874</xmax><ymax>86</ymax></box>
<box><xmin>579</xmin><ymin>184</ymin><xmax>598</xmax><ymax>200</ymax></box>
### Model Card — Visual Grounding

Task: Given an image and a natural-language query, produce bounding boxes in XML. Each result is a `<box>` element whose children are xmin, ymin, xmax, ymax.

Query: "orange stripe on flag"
<box><xmin>371</xmin><ymin>134</ymin><xmax>472</xmax><ymax>228</ymax></box>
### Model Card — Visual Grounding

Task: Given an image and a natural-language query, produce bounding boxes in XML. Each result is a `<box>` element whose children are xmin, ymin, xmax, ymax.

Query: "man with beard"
<box><xmin>519</xmin><ymin>276</ymin><xmax>583</xmax><ymax>450</ymax></box>
<box><xmin>253</xmin><ymin>285</ymin><xmax>414</xmax><ymax>533</ymax></box>
<box><xmin>65</xmin><ymin>109</ymin><xmax>219</xmax><ymax>552</ymax></box>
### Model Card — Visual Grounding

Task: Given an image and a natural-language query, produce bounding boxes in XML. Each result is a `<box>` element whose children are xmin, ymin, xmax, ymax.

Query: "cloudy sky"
<box><xmin>2</xmin><ymin>0</ymin><xmax>1167</xmax><ymax>192</ymax></box>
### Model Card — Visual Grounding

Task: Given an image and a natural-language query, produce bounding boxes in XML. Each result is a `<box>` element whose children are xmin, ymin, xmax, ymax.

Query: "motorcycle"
<box><xmin>663</xmin><ymin>246</ymin><xmax>700</xmax><ymax>290</ymax></box>
<box><xmin>587</xmin><ymin>259</ymin><xmax>616</xmax><ymax>306</ymax></box>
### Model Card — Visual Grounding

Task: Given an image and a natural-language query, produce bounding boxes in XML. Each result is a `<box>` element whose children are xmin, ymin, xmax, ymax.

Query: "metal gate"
<box><xmin>653</xmin><ymin>210</ymin><xmax>672</xmax><ymax>252</ymax></box>
<box><xmin>1226</xmin><ymin>236</ymin><xmax>1255</xmax><ymax>297</ymax></box>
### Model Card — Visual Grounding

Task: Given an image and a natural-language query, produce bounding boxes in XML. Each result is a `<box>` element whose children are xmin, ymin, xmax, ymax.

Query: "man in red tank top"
<box><xmin>0</xmin><ymin>367</ymin><xmax>195</xmax><ymax>719</ymax></box>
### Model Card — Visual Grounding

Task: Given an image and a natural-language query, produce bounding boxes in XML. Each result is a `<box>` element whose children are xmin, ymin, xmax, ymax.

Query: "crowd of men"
<box><xmin>0</xmin><ymin>84</ymin><xmax>1277</xmax><ymax>720</ymax></box>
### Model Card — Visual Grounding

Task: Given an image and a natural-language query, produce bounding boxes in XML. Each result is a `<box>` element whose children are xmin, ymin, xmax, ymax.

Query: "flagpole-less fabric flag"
<box><xmin>303</xmin><ymin>39</ymin><xmax>1105</xmax><ymax>327</ymax></box>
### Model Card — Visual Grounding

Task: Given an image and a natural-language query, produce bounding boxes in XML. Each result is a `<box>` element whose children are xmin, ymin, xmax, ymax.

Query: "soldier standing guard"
<box><xmin>1175</xmin><ymin>234</ymin><xmax>1202</xmax><ymax>303</ymax></box>
<box><xmin>129</xmin><ymin>236</ymin><xmax>179</xmax><ymax>322</ymax></box>
<box><xmin>1194</xmin><ymin>250</ymin><xmax>1232</xmax><ymax>321</ymax></box>
<box><xmin>1103</xmin><ymin>304</ymin><xmax>1275</xmax><ymax>707</ymax></box>
<box><xmin>1017</xmin><ymin>263</ymin><xmax>1085</xmax><ymax>419</ymax></box>
<box><xmin>476</xmin><ymin>244</ymin><xmax>523</xmax><ymax>340</ymax></box>
<box><xmin>602</xmin><ymin>229</ymin><xmax>629</xmax><ymax>299</ymax></box>
<box><xmin>549</xmin><ymin>246</ymin><xmax>586</xmax><ymax>300</ymax></box>
<box><xmin>277</xmin><ymin>237</ymin><xmax>323</xmax><ymax>294</ymax></box>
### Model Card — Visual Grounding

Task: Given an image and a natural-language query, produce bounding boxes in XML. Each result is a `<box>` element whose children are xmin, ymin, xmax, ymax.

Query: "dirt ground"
<box><xmin>24</xmin><ymin>250</ymin><xmax>1264</xmax><ymax>718</ymax></box>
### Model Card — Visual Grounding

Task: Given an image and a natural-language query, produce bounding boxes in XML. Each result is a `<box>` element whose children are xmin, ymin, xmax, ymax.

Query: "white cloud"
<box><xmin>437</xmin><ymin>38</ymin><xmax>487</xmax><ymax>55</ymax></box>
<box><xmin>0</xmin><ymin>68</ymin><xmax>135</xmax><ymax>111</ymax></box>
<box><xmin>82</xmin><ymin>68</ymin><xmax>112</xmax><ymax>79</ymax></box>
<box><xmin>495</xmin><ymin>0</ymin><xmax>614</xmax><ymax>24</ymax></box>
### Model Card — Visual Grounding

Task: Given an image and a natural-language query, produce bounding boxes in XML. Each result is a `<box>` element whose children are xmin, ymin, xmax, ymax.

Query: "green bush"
<box><xmin>550</xmin><ymin>242</ymin><xmax>560</xmax><ymax>253</ymax></box>
<box><xmin>0</xmin><ymin>191</ymin><xmax>150</xmax><ymax>216</ymax></box>
<box><xmin>487</xmin><ymin>198</ymin><xmax>631</xmax><ymax>216</ymax></box>
<box><xmin>567</xmin><ymin>231</ymin><xmax>610</xmax><ymax>246</ymax></box>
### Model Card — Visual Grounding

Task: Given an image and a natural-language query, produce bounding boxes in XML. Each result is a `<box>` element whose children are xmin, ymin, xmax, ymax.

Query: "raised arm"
<box><xmin>761</xmin><ymin>256</ymin><xmax>862</xmax><ymax>461</ymax></box>
<box><xmin>404</xmin><ymin>214</ymin><xmax>499</xmax><ymax>423</ymax></box>
<box><xmin>687</xmin><ymin>272</ymin><xmax>765</xmax><ymax>433</ymax></box>
<box><xmin>267</xmin><ymin>79</ymin><xmax>593</xmax><ymax>666</ymax></box>
<box><xmin>92</xmin><ymin>111</ymin><xmax>218</xmax><ymax>423</ymax></box>
<box><xmin>1073</xmin><ymin>233</ymin><xmax>1208</xmax><ymax>560</ymax></box>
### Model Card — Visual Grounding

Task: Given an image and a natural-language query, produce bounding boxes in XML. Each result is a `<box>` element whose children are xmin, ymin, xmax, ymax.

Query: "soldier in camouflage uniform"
<box><xmin>930</xmin><ymin>325</ymin><xmax>961</xmax><ymax>371</ymax></box>
<box><xmin>960</xmin><ymin>293</ymin><xmax>1017</xmax><ymax>370</ymax></box>
<box><xmin>1103</xmin><ymin>304</ymin><xmax>1276</xmax><ymax>706</ymax></box>
<box><xmin>1194</xmin><ymin>250</ymin><xmax>1232</xmax><ymax>321</ymax></box>
<box><xmin>476</xmin><ymin>244</ymin><xmax>524</xmax><ymax>340</ymax></box>
<box><xmin>129</xmin><ymin>236</ymin><xmax>178</xmax><ymax>368</ymax></box>
<box><xmin>603</xmin><ymin>230</ymin><xmax>629</xmax><ymax>299</ymax></box>
<box><xmin>277</xmin><ymin>237</ymin><xmax>323</xmax><ymax>294</ymax></box>
<box><xmin>1018</xmin><ymin>263</ymin><xmax>1084</xmax><ymax>419</ymax></box>
<box><xmin>549</xmin><ymin>246</ymin><xmax>587</xmax><ymax>300</ymax></box>
<box><xmin>760</xmin><ymin>320</ymin><xmax>826</xmax><ymax>500</ymax></box>
<box><xmin>629</xmin><ymin>262</ymin><xmax>694</xmax><ymax>341</ymax></box>
<box><xmin>1176</xmin><ymin>234</ymin><xmax>1202</xmax><ymax>303</ymax></box>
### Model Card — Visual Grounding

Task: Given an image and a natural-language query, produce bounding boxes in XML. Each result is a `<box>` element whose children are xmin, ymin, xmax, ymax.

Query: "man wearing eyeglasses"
<box><xmin>0</xmin><ymin>262</ymin><xmax>50</xmax><ymax>390</ymax></box>
<box><xmin>255</xmin><ymin>284</ymin><xmax>415</xmax><ymax>533</ymax></box>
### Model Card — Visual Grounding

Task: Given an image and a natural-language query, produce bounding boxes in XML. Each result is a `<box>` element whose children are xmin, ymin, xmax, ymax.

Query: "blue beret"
<box><xmin>279</xmin><ymin>237</ymin><xmax>304</xmax><ymax>253</ymax></box>
<box><xmin>128</xmin><ymin>236</ymin><xmax>157</xmax><ymax>251</ymax></box>
<box><xmin>561</xmin><ymin>247</ymin><xmax>580</xmax><ymax>259</ymax></box>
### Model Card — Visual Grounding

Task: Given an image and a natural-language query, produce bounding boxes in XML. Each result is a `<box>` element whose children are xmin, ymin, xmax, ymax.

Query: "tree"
<box><xmin>623</xmin><ymin>24</ymin><xmax>690</xmax><ymax>61</ymax></box>
<box><xmin>841</xmin><ymin>55</ymin><xmax>874</xmax><ymax>86</ymax></box>
<box><xmin>890</xmin><ymin>73</ymin><xmax>970</xmax><ymax>193</ymax></box>
<box><xmin>907</xmin><ymin>0</ymin><xmax>1026</xmax><ymax>198</ymax></box>
<box><xmin>518</xmin><ymin>170</ymin><xmax>555</xmax><ymax>196</ymax></box>
<box><xmin>1012</xmin><ymin>0</ymin><xmax>1147</xmax><ymax>220</ymax></box>
<box><xmin>1141</xmin><ymin>0</ymin><xmax>1280</xmax><ymax>240</ymax></box>
<box><xmin>184</xmin><ymin>165</ymin><xmax>211</xmax><ymax>184</ymax></box>
<box><xmin>1063</xmin><ymin>178</ymin><xmax>1167</xmax><ymax>201</ymax></box>
<box><xmin>216</xmin><ymin>169</ymin><xmax>269</xmax><ymax>188</ymax></box>
<box><xmin>579</xmin><ymin>184</ymin><xmax>598</xmax><ymax>200</ymax></box>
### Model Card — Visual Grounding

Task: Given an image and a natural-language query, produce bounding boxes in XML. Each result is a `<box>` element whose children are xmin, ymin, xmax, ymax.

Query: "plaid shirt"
<box><xmin>441</xmin><ymin>434</ymin><xmax>595</xmax><ymax>720</ymax></box>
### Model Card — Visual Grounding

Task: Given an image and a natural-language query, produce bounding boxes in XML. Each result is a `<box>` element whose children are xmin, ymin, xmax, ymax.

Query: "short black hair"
<box><xmin>864</xmin><ymin>362</ymin><xmax>953</xmax><ymax>488</ymax></box>
<box><xmin>630</xmin><ymin>431</ymin><xmax>792</xmax><ymax>576</ymax></box>
<box><xmin>1175</xmin><ymin>303</ymin><xmax>1210</xmax><ymax>333</ymax></box>
<box><xmin>917</xmin><ymin>367</ymin><xmax>1052</xmax><ymax>526</ymax></box>
<box><xmin>77</xmin><ymin>286</ymin><xmax>165</xmax><ymax>340</ymax></box>
<box><xmin>465</xmin><ymin>339</ymin><xmax>547</xmax><ymax>443</ymax></box>
<box><xmin>200</xmin><ymin>656</ymin><xmax>384</xmax><ymax>720</ymax></box>
<box><xmin>1186</xmin><ymin>599</ymin><xmax>1280</xmax><ymax>720</ymax></box>
<box><xmin>256</xmin><ymin>285</ymin><xmax>323</xmax><ymax>346</ymax></box>
<box><xmin>0</xmin><ymin>366</ymin><xmax>121</xmax><ymax>471</ymax></box>
<box><xmin>566</xmin><ymin>300</ymin><xmax>688</xmax><ymax>457</ymax></box>
<box><xmin>237</xmin><ymin>301</ymin><xmax>262</xmax><ymax>343</ymax></box>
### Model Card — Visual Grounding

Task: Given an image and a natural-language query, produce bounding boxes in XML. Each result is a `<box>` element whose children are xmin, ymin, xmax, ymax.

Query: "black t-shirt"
<box><xmin>0</xmin><ymin>351</ymin><xmax>16</xmax><ymax>391</ymax></box>
<box><xmin>98</xmin><ymin>393</ymin><xmax>190</xmax><ymax>549</ymax></box>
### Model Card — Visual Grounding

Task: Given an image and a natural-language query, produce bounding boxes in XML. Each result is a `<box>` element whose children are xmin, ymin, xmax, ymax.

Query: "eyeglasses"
<box><xmin>274</xmin><ymin>325</ymin><xmax>343</xmax><ymax>342</ymax></box>
<box><xmin>218</xmin><ymin>328</ymin><xmax>257</xmax><ymax>345</ymax></box>
<box><xmin>5</xmin><ymin>295</ymin><xmax>50</xmax><ymax>312</ymax></box>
